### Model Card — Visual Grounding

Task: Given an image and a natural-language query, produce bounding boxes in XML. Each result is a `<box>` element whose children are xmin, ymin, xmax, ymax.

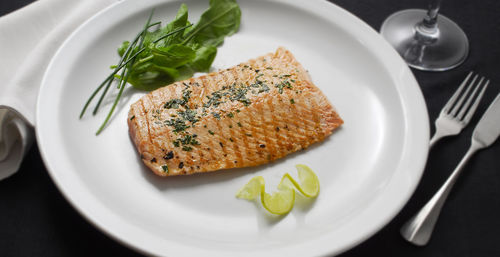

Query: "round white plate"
<box><xmin>37</xmin><ymin>0</ymin><xmax>429</xmax><ymax>256</ymax></box>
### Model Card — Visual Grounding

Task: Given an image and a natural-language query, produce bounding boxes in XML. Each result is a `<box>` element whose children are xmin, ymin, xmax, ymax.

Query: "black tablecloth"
<box><xmin>1</xmin><ymin>0</ymin><xmax>499</xmax><ymax>256</ymax></box>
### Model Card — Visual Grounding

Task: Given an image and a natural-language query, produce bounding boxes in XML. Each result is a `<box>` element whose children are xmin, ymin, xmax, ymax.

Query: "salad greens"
<box><xmin>81</xmin><ymin>0</ymin><xmax>241</xmax><ymax>134</ymax></box>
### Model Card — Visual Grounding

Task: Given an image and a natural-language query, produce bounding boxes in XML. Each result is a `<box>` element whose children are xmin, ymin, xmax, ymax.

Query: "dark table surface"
<box><xmin>1</xmin><ymin>0</ymin><xmax>500</xmax><ymax>256</ymax></box>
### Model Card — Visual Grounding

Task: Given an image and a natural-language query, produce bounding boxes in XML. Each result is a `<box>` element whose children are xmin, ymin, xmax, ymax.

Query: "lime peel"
<box><xmin>235</xmin><ymin>176</ymin><xmax>264</xmax><ymax>200</ymax></box>
<box><xmin>235</xmin><ymin>164</ymin><xmax>320</xmax><ymax>215</ymax></box>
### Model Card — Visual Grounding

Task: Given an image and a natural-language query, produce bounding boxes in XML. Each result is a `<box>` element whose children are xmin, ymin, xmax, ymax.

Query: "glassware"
<box><xmin>380</xmin><ymin>0</ymin><xmax>469</xmax><ymax>71</ymax></box>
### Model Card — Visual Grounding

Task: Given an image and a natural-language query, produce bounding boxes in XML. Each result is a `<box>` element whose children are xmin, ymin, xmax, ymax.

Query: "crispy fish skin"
<box><xmin>128</xmin><ymin>47</ymin><xmax>343</xmax><ymax>177</ymax></box>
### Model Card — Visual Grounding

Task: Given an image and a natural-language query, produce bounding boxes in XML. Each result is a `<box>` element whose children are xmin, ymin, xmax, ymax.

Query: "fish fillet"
<box><xmin>128</xmin><ymin>47</ymin><xmax>343</xmax><ymax>176</ymax></box>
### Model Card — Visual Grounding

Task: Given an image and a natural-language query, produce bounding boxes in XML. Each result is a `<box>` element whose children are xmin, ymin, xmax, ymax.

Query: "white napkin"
<box><xmin>0</xmin><ymin>0</ymin><xmax>118</xmax><ymax>180</ymax></box>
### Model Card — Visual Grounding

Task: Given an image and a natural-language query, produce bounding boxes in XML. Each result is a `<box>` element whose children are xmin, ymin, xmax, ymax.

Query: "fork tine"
<box><xmin>457</xmin><ymin>77</ymin><xmax>484</xmax><ymax>120</ymax></box>
<box><xmin>463</xmin><ymin>79</ymin><xmax>489</xmax><ymax>123</ymax></box>
<box><xmin>442</xmin><ymin>71</ymin><xmax>474</xmax><ymax>113</ymax></box>
<box><xmin>449</xmin><ymin>74</ymin><xmax>479</xmax><ymax>116</ymax></box>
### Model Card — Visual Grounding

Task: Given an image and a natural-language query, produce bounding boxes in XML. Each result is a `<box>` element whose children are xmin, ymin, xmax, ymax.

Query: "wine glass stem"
<box><xmin>423</xmin><ymin>0</ymin><xmax>442</xmax><ymax>30</ymax></box>
<box><xmin>415</xmin><ymin>0</ymin><xmax>442</xmax><ymax>42</ymax></box>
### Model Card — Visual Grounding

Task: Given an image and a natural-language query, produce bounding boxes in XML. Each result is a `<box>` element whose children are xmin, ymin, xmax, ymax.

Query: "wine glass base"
<box><xmin>380</xmin><ymin>9</ymin><xmax>469</xmax><ymax>72</ymax></box>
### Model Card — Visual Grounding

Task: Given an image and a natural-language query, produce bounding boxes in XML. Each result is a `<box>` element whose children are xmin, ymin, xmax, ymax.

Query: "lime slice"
<box><xmin>261</xmin><ymin>187</ymin><xmax>295</xmax><ymax>215</ymax></box>
<box><xmin>235</xmin><ymin>164</ymin><xmax>319</xmax><ymax>215</ymax></box>
<box><xmin>295</xmin><ymin>164</ymin><xmax>320</xmax><ymax>197</ymax></box>
<box><xmin>235</xmin><ymin>176</ymin><xmax>265</xmax><ymax>200</ymax></box>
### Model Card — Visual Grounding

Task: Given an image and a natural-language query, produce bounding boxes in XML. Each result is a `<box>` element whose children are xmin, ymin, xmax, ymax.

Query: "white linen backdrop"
<box><xmin>0</xmin><ymin>0</ymin><xmax>118</xmax><ymax>180</ymax></box>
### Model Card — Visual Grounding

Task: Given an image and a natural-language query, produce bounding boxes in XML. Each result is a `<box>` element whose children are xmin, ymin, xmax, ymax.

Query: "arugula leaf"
<box><xmin>123</xmin><ymin>0</ymin><xmax>240</xmax><ymax>90</ymax></box>
<box><xmin>152</xmin><ymin>44</ymin><xmax>196</xmax><ymax>68</ymax></box>
<box><xmin>162</xmin><ymin>4</ymin><xmax>189</xmax><ymax>45</ymax></box>
<box><xmin>127</xmin><ymin>63</ymin><xmax>179</xmax><ymax>91</ymax></box>
<box><xmin>183</xmin><ymin>0</ymin><xmax>241</xmax><ymax>47</ymax></box>
<box><xmin>188</xmin><ymin>45</ymin><xmax>217</xmax><ymax>72</ymax></box>
<box><xmin>118</xmin><ymin>41</ymin><xmax>130</xmax><ymax>56</ymax></box>
<box><xmin>148</xmin><ymin>4</ymin><xmax>189</xmax><ymax>48</ymax></box>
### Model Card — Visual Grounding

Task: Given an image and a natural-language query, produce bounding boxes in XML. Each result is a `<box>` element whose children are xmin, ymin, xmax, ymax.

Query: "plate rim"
<box><xmin>36</xmin><ymin>0</ymin><xmax>430</xmax><ymax>256</ymax></box>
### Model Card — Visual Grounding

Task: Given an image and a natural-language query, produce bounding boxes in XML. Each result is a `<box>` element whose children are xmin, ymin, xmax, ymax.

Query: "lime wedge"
<box><xmin>235</xmin><ymin>164</ymin><xmax>319</xmax><ymax>215</ymax></box>
<box><xmin>295</xmin><ymin>164</ymin><xmax>320</xmax><ymax>197</ymax></box>
<box><xmin>261</xmin><ymin>187</ymin><xmax>295</xmax><ymax>215</ymax></box>
<box><xmin>235</xmin><ymin>176</ymin><xmax>265</xmax><ymax>200</ymax></box>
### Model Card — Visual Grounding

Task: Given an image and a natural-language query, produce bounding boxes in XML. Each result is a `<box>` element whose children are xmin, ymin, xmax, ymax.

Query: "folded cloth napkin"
<box><xmin>0</xmin><ymin>0</ymin><xmax>118</xmax><ymax>180</ymax></box>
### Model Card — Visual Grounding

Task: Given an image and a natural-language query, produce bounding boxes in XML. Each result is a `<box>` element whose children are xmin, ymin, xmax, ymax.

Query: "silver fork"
<box><xmin>401</xmin><ymin>93</ymin><xmax>500</xmax><ymax>246</ymax></box>
<box><xmin>400</xmin><ymin>72</ymin><xmax>490</xmax><ymax>246</ymax></box>
<box><xmin>429</xmin><ymin>72</ymin><xmax>489</xmax><ymax>148</ymax></box>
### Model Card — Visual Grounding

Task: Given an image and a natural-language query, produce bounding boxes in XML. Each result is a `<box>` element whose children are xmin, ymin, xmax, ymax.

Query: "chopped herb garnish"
<box><xmin>162</xmin><ymin>165</ymin><xmax>169</xmax><ymax>172</ymax></box>
<box><xmin>208</xmin><ymin>130</ymin><xmax>215</xmax><ymax>135</ymax></box>
<box><xmin>165</xmin><ymin>118</ymin><xmax>190</xmax><ymax>132</ymax></box>
<box><xmin>204</xmin><ymin>91</ymin><xmax>224</xmax><ymax>108</ymax></box>
<box><xmin>178</xmin><ymin>109</ymin><xmax>199</xmax><ymax>124</ymax></box>
<box><xmin>164</xmin><ymin>98</ymin><xmax>186</xmax><ymax>109</ymax></box>
<box><xmin>228</xmin><ymin>86</ymin><xmax>250</xmax><ymax>105</ymax></box>
<box><xmin>163</xmin><ymin>151</ymin><xmax>174</xmax><ymax>160</ymax></box>
<box><xmin>259</xmin><ymin>84</ymin><xmax>270</xmax><ymax>93</ymax></box>
<box><xmin>182</xmin><ymin>89</ymin><xmax>192</xmax><ymax>103</ymax></box>
<box><xmin>178</xmin><ymin>162</ymin><xmax>184</xmax><ymax>169</ymax></box>
<box><xmin>275</xmin><ymin>80</ymin><xmax>292</xmax><ymax>94</ymax></box>
<box><xmin>212</xmin><ymin>112</ymin><xmax>221</xmax><ymax>119</ymax></box>
<box><xmin>276</xmin><ymin>83</ymin><xmax>285</xmax><ymax>94</ymax></box>
<box><xmin>229</xmin><ymin>138</ymin><xmax>234</xmax><ymax>142</ymax></box>
<box><xmin>182</xmin><ymin>146</ymin><xmax>193</xmax><ymax>151</ymax></box>
<box><xmin>173</xmin><ymin>134</ymin><xmax>200</xmax><ymax>148</ymax></box>
<box><xmin>130</xmin><ymin>115</ymin><xmax>135</xmax><ymax>120</ymax></box>
<box><xmin>237</xmin><ymin>122</ymin><xmax>242</xmax><ymax>127</ymax></box>
<box><xmin>235</xmin><ymin>97</ymin><xmax>249</xmax><ymax>106</ymax></box>
<box><xmin>290</xmin><ymin>99</ymin><xmax>295</xmax><ymax>104</ymax></box>
<box><xmin>227</xmin><ymin>112</ymin><xmax>234</xmax><ymax>118</ymax></box>
<box><xmin>191</xmin><ymin>138</ymin><xmax>200</xmax><ymax>145</ymax></box>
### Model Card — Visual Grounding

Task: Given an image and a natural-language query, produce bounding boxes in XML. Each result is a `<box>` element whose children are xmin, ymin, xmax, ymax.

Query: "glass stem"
<box><xmin>415</xmin><ymin>0</ymin><xmax>442</xmax><ymax>43</ymax></box>
<box><xmin>422</xmin><ymin>0</ymin><xmax>442</xmax><ymax>31</ymax></box>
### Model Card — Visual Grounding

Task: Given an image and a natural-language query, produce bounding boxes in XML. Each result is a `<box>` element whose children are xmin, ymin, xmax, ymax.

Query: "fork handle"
<box><xmin>400</xmin><ymin>140</ymin><xmax>482</xmax><ymax>246</ymax></box>
<box><xmin>429</xmin><ymin>133</ymin><xmax>442</xmax><ymax>149</ymax></box>
<box><xmin>429</xmin><ymin>126</ymin><xmax>451</xmax><ymax>149</ymax></box>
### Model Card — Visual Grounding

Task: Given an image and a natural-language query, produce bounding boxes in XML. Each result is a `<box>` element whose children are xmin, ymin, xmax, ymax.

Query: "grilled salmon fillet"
<box><xmin>128</xmin><ymin>47</ymin><xmax>343</xmax><ymax>176</ymax></box>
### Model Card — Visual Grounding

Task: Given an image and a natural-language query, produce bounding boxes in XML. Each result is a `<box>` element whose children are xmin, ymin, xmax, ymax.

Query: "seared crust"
<box><xmin>128</xmin><ymin>47</ymin><xmax>343</xmax><ymax>176</ymax></box>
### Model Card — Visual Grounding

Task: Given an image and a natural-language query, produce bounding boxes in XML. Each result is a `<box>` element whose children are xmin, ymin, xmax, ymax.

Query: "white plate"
<box><xmin>36</xmin><ymin>0</ymin><xmax>429</xmax><ymax>256</ymax></box>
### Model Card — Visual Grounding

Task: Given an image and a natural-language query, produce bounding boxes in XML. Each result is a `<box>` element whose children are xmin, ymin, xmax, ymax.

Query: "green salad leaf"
<box><xmin>81</xmin><ymin>0</ymin><xmax>241</xmax><ymax>134</ymax></box>
<box><xmin>182</xmin><ymin>0</ymin><xmax>241</xmax><ymax>47</ymax></box>
<box><xmin>117</xmin><ymin>0</ymin><xmax>240</xmax><ymax>90</ymax></box>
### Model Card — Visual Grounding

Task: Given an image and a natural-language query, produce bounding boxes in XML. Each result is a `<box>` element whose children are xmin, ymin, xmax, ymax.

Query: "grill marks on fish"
<box><xmin>128</xmin><ymin>47</ymin><xmax>343</xmax><ymax>176</ymax></box>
